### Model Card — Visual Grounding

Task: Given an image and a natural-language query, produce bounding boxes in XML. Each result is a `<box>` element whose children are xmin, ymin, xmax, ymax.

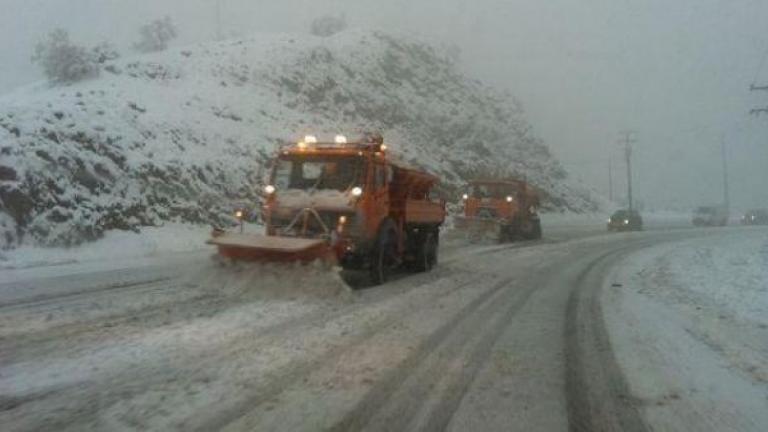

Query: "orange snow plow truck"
<box><xmin>208</xmin><ymin>134</ymin><xmax>446</xmax><ymax>285</ymax></box>
<box><xmin>455</xmin><ymin>178</ymin><xmax>542</xmax><ymax>242</ymax></box>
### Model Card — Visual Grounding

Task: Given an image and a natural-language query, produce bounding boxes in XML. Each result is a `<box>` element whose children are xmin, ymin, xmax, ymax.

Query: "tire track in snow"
<box><xmin>2</xmin><ymin>270</ymin><xmax>487</xmax><ymax>432</ymax></box>
<box><xmin>564</xmin><ymin>243</ymin><xmax>657</xmax><ymax>432</ymax></box>
<box><xmin>328</xmin><ymin>274</ymin><xmax>539</xmax><ymax>432</ymax></box>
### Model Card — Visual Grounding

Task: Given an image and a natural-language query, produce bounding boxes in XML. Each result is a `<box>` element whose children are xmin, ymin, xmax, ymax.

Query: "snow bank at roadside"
<box><xmin>604</xmin><ymin>229</ymin><xmax>768</xmax><ymax>431</ymax></box>
<box><xmin>0</xmin><ymin>223</ymin><xmax>209</xmax><ymax>270</ymax></box>
<box><xmin>540</xmin><ymin>209</ymin><xmax>693</xmax><ymax>229</ymax></box>
<box><xmin>540</xmin><ymin>211</ymin><xmax>606</xmax><ymax>227</ymax></box>
<box><xmin>630</xmin><ymin>230</ymin><xmax>768</xmax><ymax>325</ymax></box>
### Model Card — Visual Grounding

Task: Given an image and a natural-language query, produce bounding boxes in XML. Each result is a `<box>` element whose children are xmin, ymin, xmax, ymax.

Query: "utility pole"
<box><xmin>721</xmin><ymin>136</ymin><xmax>730</xmax><ymax>211</ymax></box>
<box><xmin>608</xmin><ymin>156</ymin><xmax>614</xmax><ymax>202</ymax></box>
<box><xmin>619</xmin><ymin>131</ymin><xmax>637</xmax><ymax>210</ymax></box>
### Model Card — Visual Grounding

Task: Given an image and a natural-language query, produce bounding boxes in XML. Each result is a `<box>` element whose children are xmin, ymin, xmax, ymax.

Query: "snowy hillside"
<box><xmin>0</xmin><ymin>29</ymin><xmax>597</xmax><ymax>248</ymax></box>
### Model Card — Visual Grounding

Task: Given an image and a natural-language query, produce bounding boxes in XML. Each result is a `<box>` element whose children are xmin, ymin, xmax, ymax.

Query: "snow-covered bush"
<box><xmin>133</xmin><ymin>16</ymin><xmax>178</xmax><ymax>53</ymax></box>
<box><xmin>91</xmin><ymin>42</ymin><xmax>120</xmax><ymax>64</ymax></box>
<box><xmin>32</xmin><ymin>29</ymin><xmax>99</xmax><ymax>83</ymax></box>
<box><xmin>310</xmin><ymin>15</ymin><xmax>347</xmax><ymax>37</ymax></box>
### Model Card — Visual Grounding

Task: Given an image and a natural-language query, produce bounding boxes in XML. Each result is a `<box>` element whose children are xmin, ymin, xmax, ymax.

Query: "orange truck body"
<box><xmin>208</xmin><ymin>135</ymin><xmax>445</xmax><ymax>283</ymax></box>
<box><xmin>456</xmin><ymin>179</ymin><xmax>542</xmax><ymax>241</ymax></box>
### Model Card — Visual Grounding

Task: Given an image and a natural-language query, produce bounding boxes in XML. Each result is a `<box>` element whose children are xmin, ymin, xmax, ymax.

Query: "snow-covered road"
<box><xmin>1</xmin><ymin>225</ymin><xmax>764</xmax><ymax>431</ymax></box>
<box><xmin>604</xmin><ymin>228</ymin><xmax>768</xmax><ymax>432</ymax></box>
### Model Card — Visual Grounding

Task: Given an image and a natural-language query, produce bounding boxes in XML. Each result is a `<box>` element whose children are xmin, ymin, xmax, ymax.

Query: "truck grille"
<box><xmin>272</xmin><ymin>210</ymin><xmax>354</xmax><ymax>237</ymax></box>
<box><xmin>475</xmin><ymin>207</ymin><xmax>498</xmax><ymax>219</ymax></box>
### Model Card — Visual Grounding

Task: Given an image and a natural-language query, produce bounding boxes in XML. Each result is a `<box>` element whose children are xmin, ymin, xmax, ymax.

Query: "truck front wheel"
<box><xmin>530</xmin><ymin>219</ymin><xmax>542</xmax><ymax>239</ymax></box>
<box><xmin>369</xmin><ymin>227</ymin><xmax>397</xmax><ymax>285</ymax></box>
<box><xmin>521</xmin><ymin>218</ymin><xmax>542</xmax><ymax>240</ymax></box>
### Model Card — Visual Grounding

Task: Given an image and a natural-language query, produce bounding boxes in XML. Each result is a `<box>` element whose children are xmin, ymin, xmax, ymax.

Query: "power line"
<box><xmin>215</xmin><ymin>0</ymin><xmax>222</xmax><ymax>41</ymax></box>
<box><xmin>750</xmin><ymin>43</ymin><xmax>768</xmax><ymax>115</ymax></box>
<box><xmin>752</xmin><ymin>44</ymin><xmax>768</xmax><ymax>87</ymax></box>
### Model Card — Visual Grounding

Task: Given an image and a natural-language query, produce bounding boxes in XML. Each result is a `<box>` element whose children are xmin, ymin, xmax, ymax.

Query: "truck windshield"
<box><xmin>472</xmin><ymin>183</ymin><xmax>518</xmax><ymax>198</ymax></box>
<box><xmin>274</xmin><ymin>156</ymin><xmax>363</xmax><ymax>192</ymax></box>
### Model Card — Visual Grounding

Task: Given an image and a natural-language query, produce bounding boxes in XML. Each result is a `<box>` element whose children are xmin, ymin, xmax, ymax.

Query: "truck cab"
<box><xmin>261</xmin><ymin>134</ymin><xmax>446</xmax><ymax>284</ymax></box>
<box><xmin>457</xmin><ymin>179</ymin><xmax>542</xmax><ymax>241</ymax></box>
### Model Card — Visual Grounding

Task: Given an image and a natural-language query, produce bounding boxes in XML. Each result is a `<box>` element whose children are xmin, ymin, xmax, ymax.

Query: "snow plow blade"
<box><xmin>207</xmin><ymin>232</ymin><xmax>330</xmax><ymax>263</ymax></box>
<box><xmin>454</xmin><ymin>216</ymin><xmax>502</xmax><ymax>242</ymax></box>
<box><xmin>454</xmin><ymin>216</ymin><xmax>501</xmax><ymax>232</ymax></box>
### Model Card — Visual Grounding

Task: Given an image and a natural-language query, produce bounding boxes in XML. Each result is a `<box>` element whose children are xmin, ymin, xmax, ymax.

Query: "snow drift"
<box><xmin>0</xmin><ymin>29</ymin><xmax>597</xmax><ymax>248</ymax></box>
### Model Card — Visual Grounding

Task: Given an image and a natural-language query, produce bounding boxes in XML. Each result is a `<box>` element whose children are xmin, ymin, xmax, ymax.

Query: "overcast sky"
<box><xmin>1</xmin><ymin>0</ymin><xmax>767</xmax><ymax>210</ymax></box>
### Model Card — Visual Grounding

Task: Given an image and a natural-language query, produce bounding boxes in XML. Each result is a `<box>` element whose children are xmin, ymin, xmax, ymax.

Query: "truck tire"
<box><xmin>498</xmin><ymin>225</ymin><xmax>510</xmax><ymax>243</ymax></box>
<box><xmin>519</xmin><ymin>218</ymin><xmax>542</xmax><ymax>240</ymax></box>
<box><xmin>369</xmin><ymin>221</ymin><xmax>397</xmax><ymax>285</ymax></box>
<box><xmin>414</xmin><ymin>229</ymin><xmax>438</xmax><ymax>272</ymax></box>
<box><xmin>531</xmin><ymin>219</ymin><xmax>542</xmax><ymax>239</ymax></box>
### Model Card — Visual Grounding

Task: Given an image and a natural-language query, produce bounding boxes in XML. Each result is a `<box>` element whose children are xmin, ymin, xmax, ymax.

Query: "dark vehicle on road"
<box><xmin>607</xmin><ymin>209</ymin><xmax>643</xmax><ymax>231</ymax></box>
<box><xmin>692</xmin><ymin>206</ymin><xmax>728</xmax><ymax>227</ymax></box>
<box><xmin>741</xmin><ymin>208</ymin><xmax>768</xmax><ymax>225</ymax></box>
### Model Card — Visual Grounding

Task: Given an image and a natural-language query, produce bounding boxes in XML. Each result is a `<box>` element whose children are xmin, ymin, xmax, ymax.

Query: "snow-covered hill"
<box><xmin>0</xmin><ymin>30</ymin><xmax>598</xmax><ymax>248</ymax></box>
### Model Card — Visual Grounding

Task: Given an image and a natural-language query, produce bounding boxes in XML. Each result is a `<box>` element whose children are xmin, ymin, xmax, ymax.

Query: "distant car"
<box><xmin>741</xmin><ymin>209</ymin><xmax>768</xmax><ymax>226</ymax></box>
<box><xmin>692</xmin><ymin>206</ymin><xmax>728</xmax><ymax>227</ymax></box>
<box><xmin>607</xmin><ymin>209</ymin><xmax>643</xmax><ymax>231</ymax></box>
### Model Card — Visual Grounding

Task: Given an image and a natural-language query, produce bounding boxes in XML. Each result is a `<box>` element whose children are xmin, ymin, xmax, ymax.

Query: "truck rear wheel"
<box><xmin>414</xmin><ymin>230</ymin><xmax>438</xmax><ymax>272</ymax></box>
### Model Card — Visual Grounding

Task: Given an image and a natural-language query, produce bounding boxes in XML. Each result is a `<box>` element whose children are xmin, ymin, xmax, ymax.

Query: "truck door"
<box><xmin>370</xmin><ymin>163</ymin><xmax>391</xmax><ymax>228</ymax></box>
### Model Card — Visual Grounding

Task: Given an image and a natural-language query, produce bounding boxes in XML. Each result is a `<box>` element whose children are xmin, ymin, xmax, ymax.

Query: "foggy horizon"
<box><xmin>1</xmin><ymin>0</ymin><xmax>767</xmax><ymax>210</ymax></box>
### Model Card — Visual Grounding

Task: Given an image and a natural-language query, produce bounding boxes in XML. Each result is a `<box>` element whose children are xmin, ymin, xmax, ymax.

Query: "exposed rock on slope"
<box><xmin>0</xmin><ymin>30</ymin><xmax>596</xmax><ymax>248</ymax></box>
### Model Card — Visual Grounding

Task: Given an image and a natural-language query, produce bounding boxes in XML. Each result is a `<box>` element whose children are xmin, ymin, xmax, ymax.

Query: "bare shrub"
<box><xmin>134</xmin><ymin>16</ymin><xmax>178</xmax><ymax>53</ymax></box>
<box><xmin>310</xmin><ymin>15</ymin><xmax>348</xmax><ymax>37</ymax></box>
<box><xmin>32</xmin><ymin>29</ymin><xmax>98</xmax><ymax>83</ymax></box>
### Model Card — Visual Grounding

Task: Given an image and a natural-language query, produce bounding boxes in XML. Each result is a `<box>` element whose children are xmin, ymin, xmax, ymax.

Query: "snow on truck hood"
<box><xmin>275</xmin><ymin>189</ymin><xmax>356</xmax><ymax>211</ymax></box>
